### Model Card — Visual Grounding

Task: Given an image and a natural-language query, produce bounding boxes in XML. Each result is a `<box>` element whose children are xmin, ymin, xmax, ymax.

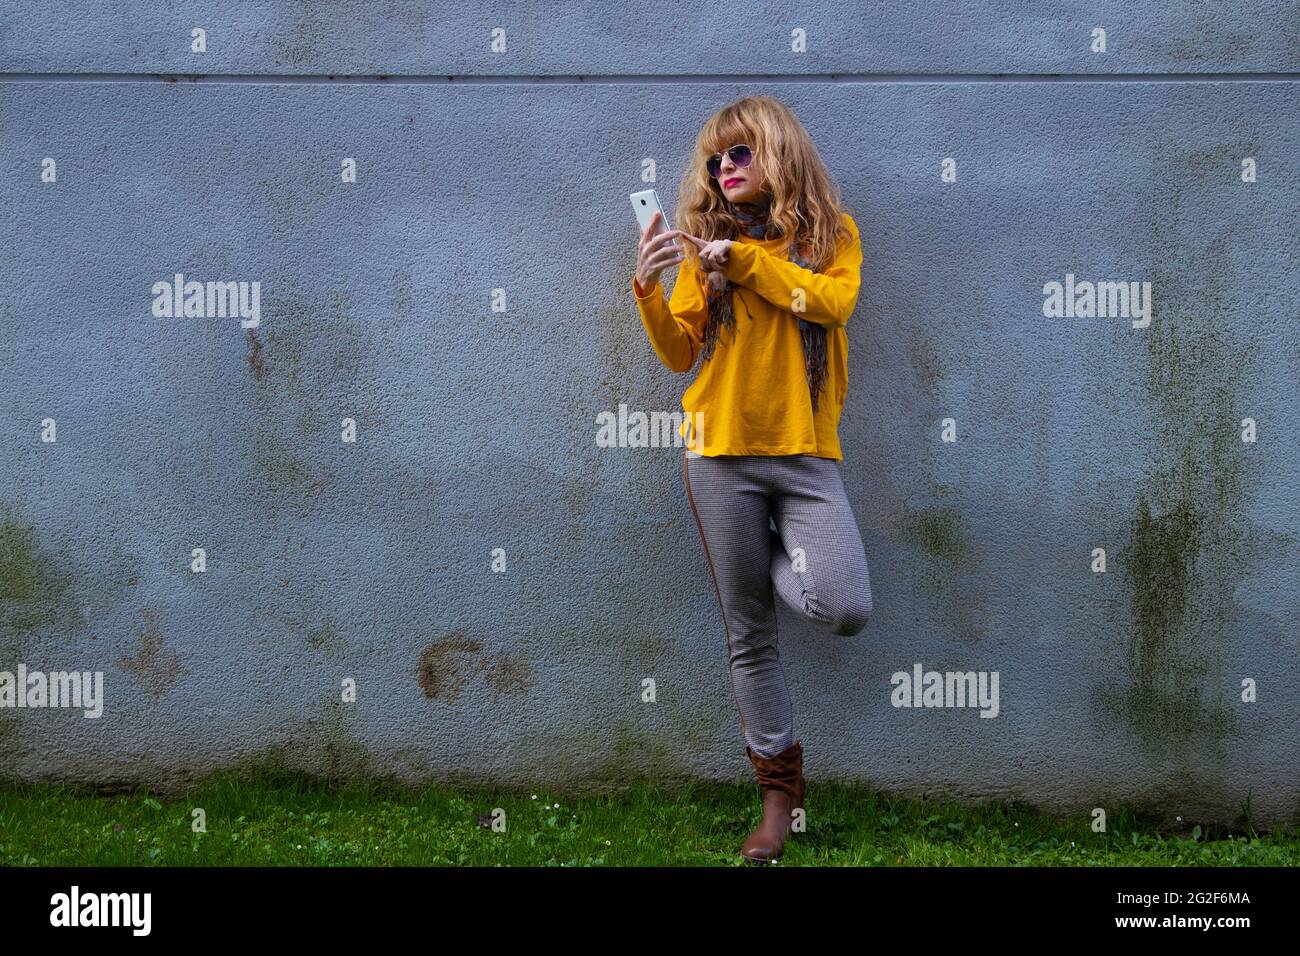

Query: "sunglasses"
<box><xmin>706</xmin><ymin>144</ymin><xmax>753</xmax><ymax>179</ymax></box>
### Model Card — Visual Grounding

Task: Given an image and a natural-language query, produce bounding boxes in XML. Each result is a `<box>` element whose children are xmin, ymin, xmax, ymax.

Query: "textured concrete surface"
<box><xmin>1</xmin><ymin>1</ymin><xmax>1298</xmax><ymax>827</ymax></box>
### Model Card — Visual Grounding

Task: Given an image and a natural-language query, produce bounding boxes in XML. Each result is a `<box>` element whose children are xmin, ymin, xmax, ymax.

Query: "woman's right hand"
<box><xmin>635</xmin><ymin>212</ymin><xmax>687</xmax><ymax>293</ymax></box>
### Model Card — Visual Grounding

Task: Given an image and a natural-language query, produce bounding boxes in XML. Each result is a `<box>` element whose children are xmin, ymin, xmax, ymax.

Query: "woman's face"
<box><xmin>713</xmin><ymin>143</ymin><xmax>765</xmax><ymax>203</ymax></box>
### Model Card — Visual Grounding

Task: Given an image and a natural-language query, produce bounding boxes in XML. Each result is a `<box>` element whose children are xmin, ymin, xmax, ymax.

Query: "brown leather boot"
<box><xmin>741</xmin><ymin>741</ymin><xmax>806</xmax><ymax>864</ymax></box>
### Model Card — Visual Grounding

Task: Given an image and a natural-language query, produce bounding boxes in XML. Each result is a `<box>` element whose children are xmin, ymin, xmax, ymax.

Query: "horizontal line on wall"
<box><xmin>0</xmin><ymin>71</ymin><xmax>1298</xmax><ymax>86</ymax></box>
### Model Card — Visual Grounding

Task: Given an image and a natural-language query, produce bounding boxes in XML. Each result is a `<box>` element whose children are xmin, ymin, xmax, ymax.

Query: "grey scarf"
<box><xmin>700</xmin><ymin>196</ymin><xmax>830</xmax><ymax>412</ymax></box>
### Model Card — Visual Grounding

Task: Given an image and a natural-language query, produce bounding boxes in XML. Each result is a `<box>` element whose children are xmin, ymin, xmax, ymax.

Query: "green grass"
<box><xmin>1</xmin><ymin>770</ymin><xmax>1296</xmax><ymax>866</ymax></box>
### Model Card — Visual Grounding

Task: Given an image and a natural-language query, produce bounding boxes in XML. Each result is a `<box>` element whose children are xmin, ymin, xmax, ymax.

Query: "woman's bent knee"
<box><xmin>827</xmin><ymin>592</ymin><xmax>872</xmax><ymax>636</ymax></box>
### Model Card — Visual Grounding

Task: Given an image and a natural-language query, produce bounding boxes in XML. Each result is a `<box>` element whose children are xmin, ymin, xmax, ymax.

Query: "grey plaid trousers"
<box><xmin>684</xmin><ymin>451</ymin><xmax>873</xmax><ymax>758</ymax></box>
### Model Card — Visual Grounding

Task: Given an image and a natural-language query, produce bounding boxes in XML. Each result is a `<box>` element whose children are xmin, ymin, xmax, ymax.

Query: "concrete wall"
<box><xmin>2</xmin><ymin>1</ymin><xmax>1298</xmax><ymax>826</ymax></box>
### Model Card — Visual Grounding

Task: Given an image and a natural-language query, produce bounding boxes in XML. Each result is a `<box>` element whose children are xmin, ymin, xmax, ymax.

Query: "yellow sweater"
<box><xmin>632</xmin><ymin>212</ymin><xmax>863</xmax><ymax>460</ymax></box>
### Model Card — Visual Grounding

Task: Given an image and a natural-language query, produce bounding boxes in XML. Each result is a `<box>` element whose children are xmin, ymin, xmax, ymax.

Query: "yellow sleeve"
<box><xmin>720</xmin><ymin>212</ymin><xmax>862</xmax><ymax>328</ymax></box>
<box><xmin>631</xmin><ymin>257</ymin><xmax>708</xmax><ymax>373</ymax></box>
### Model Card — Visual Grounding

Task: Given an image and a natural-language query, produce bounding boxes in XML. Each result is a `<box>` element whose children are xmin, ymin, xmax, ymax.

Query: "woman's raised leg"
<box><xmin>767</xmin><ymin>455</ymin><xmax>873</xmax><ymax>636</ymax></box>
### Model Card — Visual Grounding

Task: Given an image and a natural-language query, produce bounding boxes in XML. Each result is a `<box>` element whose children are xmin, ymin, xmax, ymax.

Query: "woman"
<box><xmin>631</xmin><ymin>95</ymin><xmax>873</xmax><ymax>864</ymax></box>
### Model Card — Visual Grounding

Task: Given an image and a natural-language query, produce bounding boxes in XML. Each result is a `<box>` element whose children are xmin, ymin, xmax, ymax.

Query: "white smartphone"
<box><xmin>630</xmin><ymin>188</ymin><xmax>681</xmax><ymax>250</ymax></box>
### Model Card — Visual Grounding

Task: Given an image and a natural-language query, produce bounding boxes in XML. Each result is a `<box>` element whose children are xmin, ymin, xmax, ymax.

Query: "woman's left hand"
<box><xmin>683</xmin><ymin>235</ymin><xmax>733</xmax><ymax>272</ymax></box>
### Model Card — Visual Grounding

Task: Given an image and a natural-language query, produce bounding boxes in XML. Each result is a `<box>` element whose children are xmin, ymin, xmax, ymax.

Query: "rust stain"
<box><xmin>417</xmin><ymin>634</ymin><xmax>482</xmax><ymax>701</ymax></box>
<box><xmin>117</xmin><ymin>607</ymin><xmax>187</xmax><ymax>699</ymax></box>
<box><xmin>483</xmin><ymin>652</ymin><xmax>532</xmax><ymax>700</ymax></box>
<box><xmin>417</xmin><ymin>634</ymin><xmax>531</xmax><ymax>702</ymax></box>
